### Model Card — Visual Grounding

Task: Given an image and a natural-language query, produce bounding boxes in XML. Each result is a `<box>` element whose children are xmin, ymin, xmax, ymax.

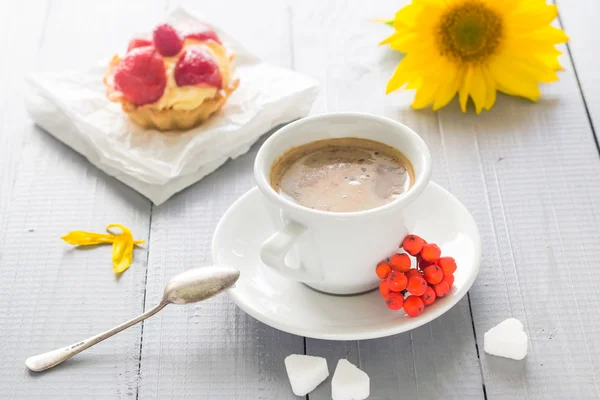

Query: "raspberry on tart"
<box><xmin>112</xmin><ymin>47</ymin><xmax>167</xmax><ymax>106</ymax></box>
<box><xmin>104</xmin><ymin>23</ymin><xmax>238</xmax><ymax>131</ymax></box>
<box><xmin>153</xmin><ymin>24</ymin><xmax>183</xmax><ymax>57</ymax></box>
<box><xmin>126</xmin><ymin>38</ymin><xmax>153</xmax><ymax>53</ymax></box>
<box><xmin>184</xmin><ymin>23</ymin><xmax>222</xmax><ymax>44</ymax></box>
<box><xmin>175</xmin><ymin>47</ymin><xmax>222</xmax><ymax>88</ymax></box>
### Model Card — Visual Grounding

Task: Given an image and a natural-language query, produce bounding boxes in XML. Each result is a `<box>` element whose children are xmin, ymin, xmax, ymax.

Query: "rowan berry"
<box><xmin>387</xmin><ymin>270</ymin><xmax>408</xmax><ymax>292</ymax></box>
<box><xmin>438</xmin><ymin>256</ymin><xmax>457</xmax><ymax>275</ymax></box>
<box><xmin>434</xmin><ymin>281</ymin><xmax>450</xmax><ymax>297</ymax></box>
<box><xmin>420</xmin><ymin>286</ymin><xmax>436</xmax><ymax>306</ymax></box>
<box><xmin>403</xmin><ymin>295</ymin><xmax>425</xmax><ymax>317</ymax></box>
<box><xmin>407</xmin><ymin>275</ymin><xmax>427</xmax><ymax>296</ymax></box>
<box><xmin>423</xmin><ymin>265</ymin><xmax>443</xmax><ymax>285</ymax></box>
<box><xmin>376</xmin><ymin>262</ymin><xmax>392</xmax><ymax>279</ymax></box>
<box><xmin>420</xmin><ymin>243</ymin><xmax>441</xmax><ymax>262</ymax></box>
<box><xmin>390</xmin><ymin>253</ymin><xmax>411</xmax><ymax>273</ymax></box>
<box><xmin>385</xmin><ymin>292</ymin><xmax>404</xmax><ymax>310</ymax></box>
<box><xmin>402</xmin><ymin>234</ymin><xmax>425</xmax><ymax>256</ymax></box>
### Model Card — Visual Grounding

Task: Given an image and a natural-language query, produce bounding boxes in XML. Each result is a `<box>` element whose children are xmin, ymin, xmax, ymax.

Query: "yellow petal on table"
<box><xmin>106</xmin><ymin>223</ymin><xmax>146</xmax><ymax>245</ymax></box>
<box><xmin>61</xmin><ymin>231</ymin><xmax>116</xmax><ymax>245</ymax></box>
<box><xmin>111</xmin><ymin>230</ymin><xmax>135</xmax><ymax>274</ymax></box>
<box><xmin>62</xmin><ymin>224</ymin><xmax>145</xmax><ymax>275</ymax></box>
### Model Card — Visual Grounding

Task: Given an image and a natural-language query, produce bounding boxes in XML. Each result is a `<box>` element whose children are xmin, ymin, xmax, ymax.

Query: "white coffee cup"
<box><xmin>254</xmin><ymin>112</ymin><xmax>432</xmax><ymax>295</ymax></box>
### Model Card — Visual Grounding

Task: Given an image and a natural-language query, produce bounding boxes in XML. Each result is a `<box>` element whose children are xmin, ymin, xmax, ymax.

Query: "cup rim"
<box><xmin>254</xmin><ymin>112</ymin><xmax>432</xmax><ymax>218</ymax></box>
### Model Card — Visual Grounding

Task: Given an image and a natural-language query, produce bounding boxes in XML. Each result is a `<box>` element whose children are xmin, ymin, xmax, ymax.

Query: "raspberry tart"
<box><xmin>104</xmin><ymin>23</ymin><xmax>238</xmax><ymax>131</ymax></box>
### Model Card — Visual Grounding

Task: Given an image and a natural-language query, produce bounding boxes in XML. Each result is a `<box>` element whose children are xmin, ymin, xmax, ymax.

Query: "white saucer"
<box><xmin>212</xmin><ymin>182</ymin><xmax>481</xmax><ymax>340</ymax></box>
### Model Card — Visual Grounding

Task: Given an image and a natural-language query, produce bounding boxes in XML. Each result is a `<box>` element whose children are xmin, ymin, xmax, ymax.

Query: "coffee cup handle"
<box><xmin>260</xmin><ymin>220</ymin><xmax>322</xmax><ymax>282</ymax></box>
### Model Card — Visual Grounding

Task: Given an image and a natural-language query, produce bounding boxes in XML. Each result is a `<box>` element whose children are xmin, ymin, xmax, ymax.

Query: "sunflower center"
<box><xmin>437</xmin><ymin>1</ymin><xmax>502</xmax><ymax>63</ymax></box>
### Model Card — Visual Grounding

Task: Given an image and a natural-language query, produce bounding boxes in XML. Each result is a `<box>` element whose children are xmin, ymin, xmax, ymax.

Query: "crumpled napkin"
<box><xmin>26</xmin><ymin>7</ymin><xmax>319</xmax><ymax>205</ymax></box>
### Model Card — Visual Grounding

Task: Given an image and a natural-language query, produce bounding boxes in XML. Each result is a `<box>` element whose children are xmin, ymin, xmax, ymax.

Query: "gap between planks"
<box><xmin>136</xmin><ymin>204</ymin><xmax>154</xmax><ymax>400</ymax></box>
<box><xmin>554</xmin><ymin>6</ymin><xmax>600</xmax><ymax>157</ymax></box>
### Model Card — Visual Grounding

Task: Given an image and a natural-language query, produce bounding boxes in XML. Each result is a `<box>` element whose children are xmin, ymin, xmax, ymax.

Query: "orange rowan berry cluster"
<box><xmin>375</xmin><ymin>234</ymin><xmax>457</xmax><ymax>317</ymax></box>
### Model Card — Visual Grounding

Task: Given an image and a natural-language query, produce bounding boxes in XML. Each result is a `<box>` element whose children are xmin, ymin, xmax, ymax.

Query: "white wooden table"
<box><xmin>1</xmin><ymin>0</ymin><xmax>599</xmax><ymax>398</ymax></box>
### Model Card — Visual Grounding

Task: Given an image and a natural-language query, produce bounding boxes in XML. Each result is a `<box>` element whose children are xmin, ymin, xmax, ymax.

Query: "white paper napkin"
<box><xmin>26</xmin><ymin>7</ymin><xmax>319</xmax><ymax>205</ymax></box>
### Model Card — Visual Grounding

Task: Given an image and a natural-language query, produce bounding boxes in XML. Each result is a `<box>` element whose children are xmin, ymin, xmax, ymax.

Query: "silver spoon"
<box><xmin>25</xmin><ymin>266</ymin><xmax>240</xmax><ymax>372</ymax></box>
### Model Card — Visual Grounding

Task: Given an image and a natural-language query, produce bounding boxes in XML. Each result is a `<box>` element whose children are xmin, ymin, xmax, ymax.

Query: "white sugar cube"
<box><xmin>284</xmin><ymin>354</ymin><xmax>329</xmax><ymax>396</ymax></box>
<box><xmin>484</xmin><ymin>318</ymin><xmax>528</xmax><ymax>360</ymax></box>
<box><xmin>331</xmin><ymin>359</ymin><xmax>370</xmax><ymax>400</ymax></box>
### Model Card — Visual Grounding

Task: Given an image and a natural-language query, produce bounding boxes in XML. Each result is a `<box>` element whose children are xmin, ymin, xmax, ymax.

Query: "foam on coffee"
<box><xmin>270</xmin><ymin>137</ymin><xmax>414</xmax><ymax>212</ymax></box>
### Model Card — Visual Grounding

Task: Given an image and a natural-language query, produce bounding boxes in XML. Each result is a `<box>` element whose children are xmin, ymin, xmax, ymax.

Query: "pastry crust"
<box><xmin>104</xmin><ymin>49</ymin><xmax>238</xmax><ymax>131</ymax></box>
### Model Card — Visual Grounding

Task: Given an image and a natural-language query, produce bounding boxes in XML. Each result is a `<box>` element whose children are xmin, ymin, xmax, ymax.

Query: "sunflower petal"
<box><xmin>489</xmin><ymin>62</ymin><xmax>541</xmax><ymax>101</ymax></box>
<box><xmin>380</xmin><ymin>31</ymin><xmax>403</xmax><ymax>46</ymax></box>
<box><xmin>494</xmin><ymin>53</ymin><xmax>558</xmax><ymax>84</ymax></box>
<box><xmin>106</xmin><ymin>224</ymin><xmax>145</xmax><ymax>245</ymax></box>
<box><xmin>386</xmin><ymin>54</ymin><xmax>439</xmax><ymax>93</ymax></box>
<box><xmin>393</xmin><ymin>3</ymin><xmax>425</xmax><ymax>28</ymax></box>
<box><xmin>106</xmin><ymin>223</ymin><xmax>132</xmax><ymax>236</ymax></box>
<box><xmin>432</xmin><ymin>66</ymin><xmax>461</xmax><ymax>111</ymax></box>
<box><xmin>470</xmin><ymin>67</ymin><xmax>487</xmax><ymax>114</ymax></box>
<box><xmin>412</xmin><ymin>78</ymin><xmax>440</xmax><ymax>109</ymax></box>
<box><xmin>386</xmin><ymin>62</ymin><xmax>409</xmax><ymax>94</ymax></box>
<box><xmin>485</xmin><ymin>0</ymin><xmax>521</xmax><ymax>13</ymax></box>
<box><xmin>459</xmin><ymin>67</ymin><xmax>474</xmax><ymax>112</ymax></box>
<box><xmin>507</xmin><ymin>4</ymin><xmax>558</xmax><ymax>29</ymax></box>
<box><xmin>106</xmin><ymin>224</ymin><xmax>144</xmax><ymax>273</ymax></box>
<box><xmin>373</xmin><ymin>18</ymin><xmax>395</xmax><ymax>26</ymax></box>
<box><xmin>389</xmin><ymin>33</ymin><xmax>436</xmax><ymax>53</ymax></box>
<box><xmin>538</xmin><ymin>50</ymin><xmax>564</xmax><ymax>71</ymax></box>
<box><xmin>61</xmin><ymin>231</ymin><xmax>115</xmax><ymax>245</ymax></box>
<box><xmin>482</xmin><ymin>67</ymin><xmax>497</xmax><ymax>110</ymax></box>
<box><xmin>528</xmin><ymin>26</ymin><xmax>569</xmax><ymax>44</ymax></box>
<box><xmin>111</xmin><ymin>233</ymin><xmax>134</xmax><ymax>274</ymax></box>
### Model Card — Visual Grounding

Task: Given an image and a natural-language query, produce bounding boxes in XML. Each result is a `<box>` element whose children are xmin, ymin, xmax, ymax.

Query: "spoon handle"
<box><xmin>26</xmin><ymin>302</ymin><xmax>167</xmax><ymax>372</ymax></box>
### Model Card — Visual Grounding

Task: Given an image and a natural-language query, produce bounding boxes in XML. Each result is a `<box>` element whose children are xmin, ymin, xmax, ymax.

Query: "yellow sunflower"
<box><xmin>381</xmin><ymin>0</ymin><xmax>568</xmax><ymax>113</ymax></box>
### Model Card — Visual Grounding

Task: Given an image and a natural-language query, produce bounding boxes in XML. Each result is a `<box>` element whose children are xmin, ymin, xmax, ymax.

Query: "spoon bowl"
<box><xmin>163</xmin><ymin>266</ymin><xmax>240</xmax><ymax>304</ymax></box>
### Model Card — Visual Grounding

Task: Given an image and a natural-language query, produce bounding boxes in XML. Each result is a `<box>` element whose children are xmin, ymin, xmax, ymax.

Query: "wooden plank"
<box><xmin>556</xmin><ymin>0</ymin><xmax>600</xmax><ymax>134</ymax></box>
<box><xmin>290</xmin><ymin>1</ymin><xmax>485</xmax><ymax>399</ymax></box>
<box><xmin>436</xmin><ymin>32</ymin><xmax>600</xmax><ymax>400</ymax></box>
<box><xmin>136</xmin><ymin>1</ymin><xmax>304</xmax><ymax>399</ymax></box>
<box><xmin>0</xmin><ymin>1</ymin><xmax>167</xmax><ymax>397</ymax></box>
<box><xmin>0</xmin><ymin>1</ymin><xmax>50</xmax><ymax>253</ymax></box>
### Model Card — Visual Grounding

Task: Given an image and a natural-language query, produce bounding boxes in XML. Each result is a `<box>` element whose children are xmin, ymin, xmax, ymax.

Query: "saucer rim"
<box><xmin>213</xmin><ymin>182</ymin><xmax>482</xmax><ymax>341</ymax></box>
